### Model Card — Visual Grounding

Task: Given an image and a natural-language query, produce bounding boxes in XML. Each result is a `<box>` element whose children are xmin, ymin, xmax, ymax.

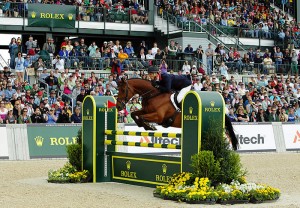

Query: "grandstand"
<box><xmin>0</xmin><ymin>0</ymin><xmax>299</xmax><ymax>125</ymax></box>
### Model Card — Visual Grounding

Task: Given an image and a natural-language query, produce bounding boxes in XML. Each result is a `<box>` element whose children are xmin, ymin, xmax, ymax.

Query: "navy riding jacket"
<box><xmin>156</xmin><ymin>73</ymin><xmax>192</xmax><ymax>93</ymax></box>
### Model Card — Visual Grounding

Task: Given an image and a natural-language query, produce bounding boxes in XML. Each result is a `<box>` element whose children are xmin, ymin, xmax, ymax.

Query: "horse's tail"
<box><xmin>225</xmin><ymin>114</ymin><xmax>239</xmax><ymax>151</ymax></box>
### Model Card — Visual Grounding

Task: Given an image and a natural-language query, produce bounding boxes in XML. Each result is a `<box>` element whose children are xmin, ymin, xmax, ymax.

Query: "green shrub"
<box><xmin>66</xmin><ymin>128</ymin><xmax>82</xmax><ymax>171</ymax></box>
<box><xmin>198</xmin><ymin>118</ymin><xmax>245</xmax><ymax>184</ymax></box>
<box><xmin>191</xmin><ymin>150</ymin><xmax>220</xmax><ymax>180</ymax></box>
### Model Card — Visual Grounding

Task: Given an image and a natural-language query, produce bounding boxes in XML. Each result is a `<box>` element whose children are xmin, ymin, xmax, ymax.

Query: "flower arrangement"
<box><xmin>153</xmin><ymin>174</ymin><xmax>280</xmax><ymax>204</ymax></box>
<box><xmin>48</xmin><ymin>162</ymin><xmax>89</xmax><ymax>183</ymax></box>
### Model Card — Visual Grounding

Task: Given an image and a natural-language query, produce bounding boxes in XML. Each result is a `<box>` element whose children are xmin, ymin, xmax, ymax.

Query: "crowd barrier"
<box><xmin>0</xmin><ymin>122</ymin><xmax>299</xmax><ymax>160</ymax></box>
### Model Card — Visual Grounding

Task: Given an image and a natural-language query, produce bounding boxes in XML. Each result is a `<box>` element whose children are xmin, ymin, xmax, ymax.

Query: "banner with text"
<box><xmin>282</xmin><ymin>124</ymin><xmax>300</xmax><ymax>150</ymax></box>
<box><xmin>0</xmin><ymin>126</ymin><xmax>8</xmax><ymax>159</ymax></box>
<box><xmin>233</xmin><ymin>124</ymin><xmax>276</xmax><ymax>151</ymax></box>
<box><xmin>28</xmin><ymin>4</ymin><xmax>76</xmax><ymax>28</ymax></box>
<box><xmin>121</xmin><ymin>125</ymin><xmax>181</xmax><ymax>153</ymax></box>
<box><xmin>27</xmin><ymin>124</ymin><xmax>81</xmax><ymax>158</ymax></box>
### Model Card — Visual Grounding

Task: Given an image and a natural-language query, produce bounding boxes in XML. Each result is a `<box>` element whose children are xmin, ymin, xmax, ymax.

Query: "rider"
<box><xmin>147</xmin><ymin>66</ymin><xmax>192</xmax><ymax>93</ymax></box>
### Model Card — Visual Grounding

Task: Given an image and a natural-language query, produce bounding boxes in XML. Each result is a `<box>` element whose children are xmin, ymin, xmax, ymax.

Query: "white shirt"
<box><xmin>182</xmin><ymin>64</ymin><xmax>191</xmax><ymax>74</ymax></box>
<box><xmin>52</xmin><ymin>58</ymin><xmax>65</xmax><ymax>71</ymax></box>
<box><xmin>193</xmin><ymin>82</ymin><xmax>203</xmax><ymax>91</ymax></box>
<box><xmin>151</xmin><ymin>47</ymin><xmax>159</xmax><ymax>55</ymax></box>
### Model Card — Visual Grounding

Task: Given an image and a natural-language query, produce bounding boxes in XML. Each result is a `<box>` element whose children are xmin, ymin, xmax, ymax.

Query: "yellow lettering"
<box><xmin>50</xmin><ymin>138</ymin><xmax>58</xmax><ymax>145</ymax></box>
<box><xmin>183</xmin><ymin>115</ymin><xmax>198</xmax><ymax>120</ymax></box>
<box><xmin>83</xmin><ymin>116</ymin><xmax>93</xmax><ymax>120</ymax></box>
<box><xmin>98</xmin><ymin>108</ymin><xmax>113</xmax><ymax>112</ymax></box>
<box><xmin>58</xmin><ymin>137</ymin><xmax>65</xmax><ymax>145</ymax></box>
<box><xmin>120</xmin><ymin>171</ymin><xmax>137</xmax><ymax>178</ymax></box>
<box><xmin>204</xmin><ymin>107</ymin><xmax>221</xmax><ymax>113</ymax></box>
<box><xmin>155</xmin><ymin>175</ymin><xmax>171</xmax><ymax>182</ymax></box>
<box><xmin>72</xmin><ymin>137</ymin><xmax>77</xmax><ymax>144</ymax></box>
<box><xmin>39</xmin><ymin>13</ymin><xmax>65</xmax><ymax>19</ymax></box>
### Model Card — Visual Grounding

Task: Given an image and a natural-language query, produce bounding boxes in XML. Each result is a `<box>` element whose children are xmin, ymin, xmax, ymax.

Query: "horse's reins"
<box><xmin>118</xmin><ymin>81</ymin><xmax>160</xmax><ymax>108</ymax></box>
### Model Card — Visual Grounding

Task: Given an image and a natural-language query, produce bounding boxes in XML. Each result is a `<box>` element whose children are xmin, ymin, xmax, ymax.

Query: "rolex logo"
<box><xmin>210</xmin><ymin>101</ymin><xmax>215</xmax><ymax>107</ymax></box>
<box><xmin>126</xmin><ymin>160</ymin><xmax>131</xmax><ymax>170</ymax></box>
<box><xmin>68</xmin><ymin>13</ymin><xmax>73</xmax><ymax>20</ymax></box>
<box><xmin>162</xmin><ymin>164</ymin><xmax>167</xmax><ymax>174</ymax></box>
<box><xmin>189</xmin><ymin>107</ymin><xmax>193</xmax><ymax>114</ymax></box>
<box><xmin>31</xmin><ymin>11</ymin><xmax>36</xmax><ymax>18</ymax></box>
<box><xmin>34</xmin><ymin>136</ymin><xmax>44</xmax><ymax>147</ymax></box>
<box><xmin>86</xmin><ymin>109</ymin><xmax>89</xmax><ymax>115</ymax></box>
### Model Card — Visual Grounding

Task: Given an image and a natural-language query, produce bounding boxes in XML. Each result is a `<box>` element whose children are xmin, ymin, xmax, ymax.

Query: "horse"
<box><xmin>116</xmin><ymin>78</ymin><xmax>238</xmax><ymax>150</ymax></box>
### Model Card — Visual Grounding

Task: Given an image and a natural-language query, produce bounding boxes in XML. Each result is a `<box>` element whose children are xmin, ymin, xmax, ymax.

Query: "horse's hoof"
<box><xmin>150</xmin><ymin>125</ymin><xmax>157</xmax><ymax>131</ymax></box>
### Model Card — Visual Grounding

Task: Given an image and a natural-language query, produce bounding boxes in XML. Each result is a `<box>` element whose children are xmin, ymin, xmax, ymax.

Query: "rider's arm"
<box><xmin>158</xmin><ymin>74</ymin><xmax>172</xmax><ymax>93</ymax></box>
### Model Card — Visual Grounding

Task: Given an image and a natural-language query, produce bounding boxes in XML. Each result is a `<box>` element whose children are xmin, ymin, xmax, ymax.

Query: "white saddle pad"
<box><xmin>170</xmin><ymin>85</ymin><xmax>192</xmax><ymax>111</ymax></box>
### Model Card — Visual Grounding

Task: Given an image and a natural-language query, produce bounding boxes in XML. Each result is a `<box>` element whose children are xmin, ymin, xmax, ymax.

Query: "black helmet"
<box><xmin>148</xmin><ymin>66</ymin><xmax>159</xmax><ymax>73</ymax></box>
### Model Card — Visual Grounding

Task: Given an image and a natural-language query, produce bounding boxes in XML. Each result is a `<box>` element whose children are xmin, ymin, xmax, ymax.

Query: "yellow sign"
<box><xmin>162</xmin><ymin>164</ymin><xmax>167</xmax><ymax>174</ymax></box>
<box><xmin>34</xmin><ymin>136</ymin><xmax>44</xmax><ymax>147</ymax></box>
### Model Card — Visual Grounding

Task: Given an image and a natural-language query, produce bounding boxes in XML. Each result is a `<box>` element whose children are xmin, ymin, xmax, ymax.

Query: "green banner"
<box><xmin>27</xmin><ymin>124</ymin><xmax>81</xmax><ymax>158</ymax></box>
<box><xmin>112</xmin><ymin>153</ymin><xmax>181</xmax><ymax>186</ymax></box>
<box><xmin>28</xmin><ymin>4</ymin><xmax>76</xmax><ymax>28</ymax></box>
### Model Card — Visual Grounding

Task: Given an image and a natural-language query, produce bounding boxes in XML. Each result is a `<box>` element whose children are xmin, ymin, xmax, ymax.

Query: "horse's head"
<box><xmin>116</xmin><ymin>77</ymin><xmax>135</xmax><ymax>111</ymax></box>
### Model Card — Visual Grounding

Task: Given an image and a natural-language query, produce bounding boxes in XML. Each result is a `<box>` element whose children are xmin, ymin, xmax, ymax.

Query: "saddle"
<box><xmin>170</xmin><ymin>85</ymin><xmax>192</xmax><ymax>112</ymax></box>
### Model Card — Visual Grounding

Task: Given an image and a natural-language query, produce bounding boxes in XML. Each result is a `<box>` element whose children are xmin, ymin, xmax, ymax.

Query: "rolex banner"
<box><xmin>27</xmin><ymin>124</ymin><xmax>81</xmax><ymax>158</ymax></box>
<box><xmin>28</xmin><ymin>4</ymin><xmax>76</xmax><ymax>28</ymax></box>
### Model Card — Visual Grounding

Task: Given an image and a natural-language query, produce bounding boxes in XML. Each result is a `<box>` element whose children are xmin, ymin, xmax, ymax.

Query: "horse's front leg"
<box><xmin>131</xmin><ymin>110</ymin><xmax>145</xmax><ymax>127</ymax></box>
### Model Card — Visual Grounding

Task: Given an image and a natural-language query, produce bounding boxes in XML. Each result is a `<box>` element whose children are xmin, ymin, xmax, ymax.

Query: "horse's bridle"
<box><xmin>117</xmin><ymin>80</ymin><xmax>159</xmax><ymax>109</ymax></box>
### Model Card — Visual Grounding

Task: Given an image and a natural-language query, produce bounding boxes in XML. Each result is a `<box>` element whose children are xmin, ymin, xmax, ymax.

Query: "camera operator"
<box><xmin>57</xmin><ymin>107</ymin><xmax>70</xmax><ymax>123</ymax></box>
<box><xmin>52</xmin><ymin>55</ymin><xmax>65</xmax><ymax>71</ymax></box>
<box><xmin>31</xmin><ymin>107</ymin><xmax>46</xmax><ymax>123</ymax></box>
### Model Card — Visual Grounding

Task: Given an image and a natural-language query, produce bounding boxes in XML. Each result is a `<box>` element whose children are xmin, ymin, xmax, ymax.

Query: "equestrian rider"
<box><xmin>147</xmin><ymin>66</ymin><xmax>192</xmax><ymax>93</ymax></box>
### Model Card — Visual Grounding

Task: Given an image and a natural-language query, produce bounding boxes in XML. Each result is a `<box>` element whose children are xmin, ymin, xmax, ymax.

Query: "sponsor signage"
<box><xmin>112</xmin><ymin>155</ymin><xmax>180</xmax><ymax>185</ymax></box>
<box><xmin>123</xmin><ymin>125</ymin><xmax>181</xmax><ymax>153</ymax></box>
<box><xmin>233</xmin><ymin>124</ymin><xmax>276</xmax><ymax>151</ymax></box>
<box><xmin>27</xmin><ymin>124</ymin><xmax>81</xmax><ymax>158</ymax></box>
<box><xmin>28</xmin><ymin>4</ymin><xmax>76</xmax><ymax>28</ymax></box>
<box><xmin>282</xmin><ymin>124</ymin><xmax>300</xmax><ymax>150</ymax></box>
<box><xmin>0</xmin><ymin>126</ymin><xmax>8</xmax><ymax>159</ymax></box>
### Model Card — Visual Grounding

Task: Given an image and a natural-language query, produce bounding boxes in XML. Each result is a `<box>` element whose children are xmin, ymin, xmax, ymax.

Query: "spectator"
<box><xmin>71</xmin><ymin>107</ymin><xmax>82</xmax><ymax>123</ymax></box>
<box><xmin>45</xmin><ymin>71</ymin><xmax>59</xmax><ymax>92</ymax></box>
<box><xmin>205</xmin><ymin>43</ymin><xmax>214</xmax><ymax>75</ymax></box>
<box><xmin>25</xmin><ymin>36</ymin><xmax>34</xmax><ymax>54</ymax></box>
<box><xmin>5</xmin><ymin>83</ymin><xmax>16</xmax><ymax>100</ymax></box>
<box><xmin>31</xmin><ymin>108</ymin><xmax>45</xmax><ymax>123</ymax></box>
<box><xmin>184</xmin><ymin>44</ymin><xmax>193</xmax><ymax>53</ymax></box>
<box><xmin>18</xmin><ymin>108</ymin><xmax>32</xmax><ymax>124</ymax></box>
<box><xmin>57</xmin><ymin>107</ymin><xmax>70</xmax><ymax>123</ymax></box>
<box><xmin>237</xmin><ymin>106</ymin><xmax>249</xmax><ymax>122</ymax></box>
<box><xmin>9</xmin><ymin>37</ymin><xmax>18</xmax><ymax>69</ymax></box>
<box><xmin>45</xmin><ymin>107</ymin><xmax>58</xmax><ymax>124</ymax></box>
<box><xmin>268</xmin><ymin>107</ymin><xmax>280</xmax><ymax>122</ymax></box>
<box><xmin>194</xmin><ymin>46</ymin><xmax>204</xmax><ymax>63</ymax></box>
<box><xmin>58</xmin><ymin>46</ymin><xmax>70</xmax><ymax>68</ymax></box>
<box><xmin>181</xmin><ymin>61</ymin><xmax>190</xmax><ymax>74</ymax></box>
<box><xmin>34</xmin><ymin>57</ymin><xmax>46</xmax><ymax>78</ymax></box>
<box><xmin>15</xmin><ymin>52</ymin><xmax>25</xmax><ymax>83</ymax></box>
<box><xmin>42</xmin><ymin>38</ymin><xmax>55</xmax><ymax>57</ymax></box>
<box><xmin>76</xmin><ymin>88</ymin><xmax>86</xmax><ymax>106</ymax></box>
<box><xmin>52</xmin><ymin>55</ymin><xmax>65</xmax><ymax>71</ymax></box>
<box><xmin>5</xmin><ymin>109</ymin><xmax>17</xmax><ymax>124</ymax></box>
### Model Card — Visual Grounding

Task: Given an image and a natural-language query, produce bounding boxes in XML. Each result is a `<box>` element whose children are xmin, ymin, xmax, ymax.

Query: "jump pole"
<box><xmin>82</xmin><ymin>91</ymin><xmax>225</xmax><ymax>187</ymax></box>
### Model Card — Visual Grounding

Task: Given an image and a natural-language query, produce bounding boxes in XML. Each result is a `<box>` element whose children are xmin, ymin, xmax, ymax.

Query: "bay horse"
<box><xmin>116</xmin><ymin>78</ymin><xmax>238</xmax><ymax>150</ymax></box>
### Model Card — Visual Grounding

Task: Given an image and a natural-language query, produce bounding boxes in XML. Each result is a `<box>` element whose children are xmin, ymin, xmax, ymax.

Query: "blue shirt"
<box><xmin>5</xmin><ymin>89</ymin><xmax>16</xmax><ymax>99</ymax></box>
<box><xmin>71</xmin><ymin>113</ymin><xmax>82</xmax><ymax>123</ymax></box>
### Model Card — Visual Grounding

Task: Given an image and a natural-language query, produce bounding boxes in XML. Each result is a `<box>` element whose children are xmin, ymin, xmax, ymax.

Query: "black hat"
<box><xmin>147</xmin><ymin>66</ymin><xmax>159</xmax><ymax>73</ymax></box>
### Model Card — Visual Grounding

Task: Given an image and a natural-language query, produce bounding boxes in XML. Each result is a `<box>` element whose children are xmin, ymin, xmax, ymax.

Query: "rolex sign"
<box><xmin>28</xmin><ymin>4</ymin><xmax>76</xmax><ymax>28</ymax></box>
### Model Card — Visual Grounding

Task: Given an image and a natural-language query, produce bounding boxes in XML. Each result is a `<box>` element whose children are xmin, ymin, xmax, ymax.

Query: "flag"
<box><xmin>107</xmin><ymin>100</ymin><xmax>116</xmax><ymax>108</ymax></box>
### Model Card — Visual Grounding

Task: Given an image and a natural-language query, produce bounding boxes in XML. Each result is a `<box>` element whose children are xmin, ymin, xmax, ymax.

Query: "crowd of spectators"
<box><xmin>1</xmin><ymin>0</ymin><xmax>149</xmax><ymax>24</ymax></box>
<box><xmin>5</xmin><ymin>29</ymin><xmax>300</xmax><ymax>124</ymax></box>
<box><xmin>157</xmin><ymin>0</ymin><xmax>300</xmax><ymax>48</ymax></box>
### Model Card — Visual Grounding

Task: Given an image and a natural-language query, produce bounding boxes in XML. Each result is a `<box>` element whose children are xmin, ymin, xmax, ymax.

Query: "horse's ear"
<box><xmin>120</xmin><ymin>77</ymin><xmax>127</xmax><ymax>83</ymax></box>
